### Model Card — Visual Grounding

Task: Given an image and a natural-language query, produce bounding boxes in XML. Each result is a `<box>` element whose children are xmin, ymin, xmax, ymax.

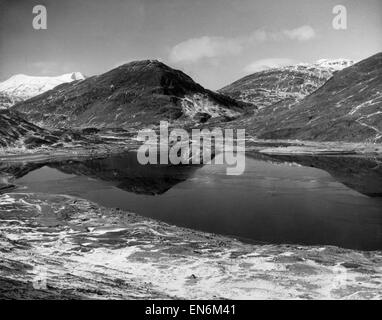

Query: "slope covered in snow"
<box><xmin>227</xmin><ymin>53</ymin><xmax>381</xmax><ymax>143</ymax></box>
<box><xmin>220</xmin><ymin>59</ymin><xmax>354</xmax><ymax>110</ymax></box>
<box><xmin>0</xmin><ymin>72</ymin><xmax>84</xmax><ymax>108</ymax></box>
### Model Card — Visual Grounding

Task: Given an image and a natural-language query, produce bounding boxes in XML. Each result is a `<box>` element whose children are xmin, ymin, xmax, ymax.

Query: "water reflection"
<box><xmin>1</xmin><ymin>152</ymin><xmax>382</xmax><ymax>198</ymax></box>
<box><xmin>1</xmin><ymin>152</ymin><xmax>382</xmax><ymax>250</ymax></box>
<box><xmin>51</xmin><ymin>154</ymin><xmax>201</xmax><ymax>195</ymax></box>
<box><xmin>257</xmin><ymin>154</ymin><xmax>382</xmax><ymax>197</ymax></box>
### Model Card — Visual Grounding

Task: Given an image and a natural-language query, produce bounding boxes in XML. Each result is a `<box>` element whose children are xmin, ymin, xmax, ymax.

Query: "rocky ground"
<box><xmin>0</xmin><ymin>192</ymin><xmax>381</xmax><ymax>300</ymax></box>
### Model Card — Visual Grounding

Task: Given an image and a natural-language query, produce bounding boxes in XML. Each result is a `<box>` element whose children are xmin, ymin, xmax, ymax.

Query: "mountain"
<box><xmin>234</xmin><ymin>53</ymin><xmax>382</xmax><ymax>143</ymax></box>
<box><xmin>12</xmin><ymin>60</ymin><xmax>247</xmax><ymax>129</ymax></box>
<box><xmin>219</xmin><ymin>59</ymin><xmax>354</xmax><ymax>110</ymax></box>
<box><xmin>0</xmin><ymin>110</ymin><xmax>58</xmax><ymax>148</ymax></box>
<box><xmin>0</xmin><ymin>72</ymin><xmax>85</xmax><ymax>109</ymax></box>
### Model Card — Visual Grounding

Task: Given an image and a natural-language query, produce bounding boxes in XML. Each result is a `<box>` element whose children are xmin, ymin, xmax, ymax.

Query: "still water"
<box><xmin>13</xmin><ymin>152</ymin><xmax>382</xmax><ymax>250</ymax></box>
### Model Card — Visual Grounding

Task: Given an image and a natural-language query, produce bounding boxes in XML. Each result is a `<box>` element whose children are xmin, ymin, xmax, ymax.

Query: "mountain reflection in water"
<box><xmin>50</xmin><ymin>155</ymin><xmax>201</xmax><ymax>195</ymax></box>
<box><xmin>259</xmin><ymin>154</ymin><xmax>382</xmax><ymax>197</ymax></box>
<box><xmin>1</xmin><ymin>151</ymin><xmax>381</xmax><ymax>250</ymax></box>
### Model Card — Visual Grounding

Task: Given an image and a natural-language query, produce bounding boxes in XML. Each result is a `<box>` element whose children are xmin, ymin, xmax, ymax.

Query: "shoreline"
<box><xmin>1</xmin><ymin>137</ymin><xmax>381</xmax><ymax>163</ymax></box>
<box><xmin>0</xmin><ymin>139</ymin><xmax>381</xmax><ymax>299</ymax></box>
<box><xmin>0</xmin><ymin>192</ymin><xmax>381</xmax><ymax>300</ymax></box>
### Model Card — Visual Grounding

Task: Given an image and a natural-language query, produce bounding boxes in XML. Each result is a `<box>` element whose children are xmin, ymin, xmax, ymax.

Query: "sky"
<box><xmin>0</xmin><ymin>0</ymin><xmax>381</xmax><ymax>89</ymax></box>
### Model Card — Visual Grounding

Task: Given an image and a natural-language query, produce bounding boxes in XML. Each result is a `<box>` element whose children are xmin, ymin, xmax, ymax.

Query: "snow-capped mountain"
<box><xmin>225</xmin><ymin>53</ymin><xmax>381</xmax><ymax>143</ymax></box>
<box><xmin>219</xmin><ymin>59</ymin><xmax>355</xmax><ymax>109</ymax></box>
<box><xmin>0</xmin><ymin>72</ymin><xmax>85</xmax><ymax>108</ymax></box>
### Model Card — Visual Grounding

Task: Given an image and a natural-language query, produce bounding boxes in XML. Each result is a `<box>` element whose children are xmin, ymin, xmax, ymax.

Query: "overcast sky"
<box><xmin>0</xmin><ymin>0</ymin><xmax>381</xmax><ymax>89</ymax></box>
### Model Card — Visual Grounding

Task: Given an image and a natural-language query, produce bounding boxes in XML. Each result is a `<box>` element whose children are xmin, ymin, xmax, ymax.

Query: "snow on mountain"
<box><xmin>225</xmin><ymin>53</ymin><xmax>381</xmax><ymax>143</ymax></box>
<box><xmin>315</xmin><ymin>58</ymin><xmax>354</xmax><ymax>71</ymax></box>
<box><xmin>0</xmin><ymin>72</ymin><xmax>85</xmax><ymax>108</ymax></box>
<box><xmin>219</xmin><ymin>58</ymin><xmax>355</xmax><ymax>109</ymax></box>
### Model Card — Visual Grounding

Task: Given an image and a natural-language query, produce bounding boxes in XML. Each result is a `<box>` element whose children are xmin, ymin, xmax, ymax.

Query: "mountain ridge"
<box><xmin>219</xmin><ymin>58</ymin><xmax>354</xmax><ymax>110</ymax></box>
<box><xmin>12</xmin><ymin>60</ymin><xmax>249</xmax><ymax>129</ymax></box>
<box><xmin>229</xmin><ymin>53</ymin><xmax>382</xmax><ymax>143</ymax></box>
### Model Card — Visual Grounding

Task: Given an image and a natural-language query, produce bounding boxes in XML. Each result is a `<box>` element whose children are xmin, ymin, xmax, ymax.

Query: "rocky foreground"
<box><xmin>0</xmin><ymin>192</ymin><xmax>381</xmax><ymax>300</ymax></box>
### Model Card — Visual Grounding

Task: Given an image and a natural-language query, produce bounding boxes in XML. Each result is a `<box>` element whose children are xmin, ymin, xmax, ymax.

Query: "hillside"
<box><xmin>0</xmin><ymin>110</ymin><xmax>58</xmax><ymax>148</ymax></box>
<box><xmin>234</xmin><ymin>53</ymin><xmax>382</xmax><ymax>143</ymax></box>
<box><xmin>219</xmin><ymin>59</ymin><xmax>354</xmax><ymax>111</ymax></box>
<box><xmin>13</xmin><ymin>60</ymin><xmax>247</xmax><ymax>129</ymax></box>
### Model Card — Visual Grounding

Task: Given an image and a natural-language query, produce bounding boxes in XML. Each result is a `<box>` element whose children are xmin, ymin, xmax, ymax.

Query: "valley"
<box><xmin>0</xmin><ymin>52</ymin><xmax>381</xmax><ymax>300</ymax></box>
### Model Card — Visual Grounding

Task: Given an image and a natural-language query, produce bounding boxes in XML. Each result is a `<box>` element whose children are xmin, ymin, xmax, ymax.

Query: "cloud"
<box><xmin>243</xmin><ymin>58</ymin><xmax>296</xmax><ymax>73</ymax></box>
<box><xmin>282</xmin><ymin>25</ymin><xmax>316</xmax><ymax>41</ymax></box>
<box><xmin>169</xmin><ymin>25</ymin><xmax>316</xmax><ymax>63</ymax></box>
<box><xmin>249</xmin><ymin>25</ymin><xmax>316</xmax><ymax>42</ymax></box>
<box><xmin>169</xmin><ymin>36</ymin><xmax>243</xmax><ymax>63</ymax></box>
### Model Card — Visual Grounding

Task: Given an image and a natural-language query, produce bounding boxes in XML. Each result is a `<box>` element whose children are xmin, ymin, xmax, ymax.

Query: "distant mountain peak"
<box><xmin>0</xmin><ymin>72</ymin><xmax>85</xmax><ymax>108</ymax></box>
<box><xmin>2</xmin><ymin>72</ymin><xmax>85</xmax><ymax>84</ymax></box>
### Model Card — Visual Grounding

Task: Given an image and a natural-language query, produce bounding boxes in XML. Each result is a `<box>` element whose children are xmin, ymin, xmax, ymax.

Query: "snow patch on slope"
<box><xmin>181</xmin><ymin>94</ymin><xmax>241</xmax><ymax>119</ymax></box>
<box><xmin>315</xmin><ymin>59</ymin><xmax>354</xmax><ymax>71</ymax></box>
